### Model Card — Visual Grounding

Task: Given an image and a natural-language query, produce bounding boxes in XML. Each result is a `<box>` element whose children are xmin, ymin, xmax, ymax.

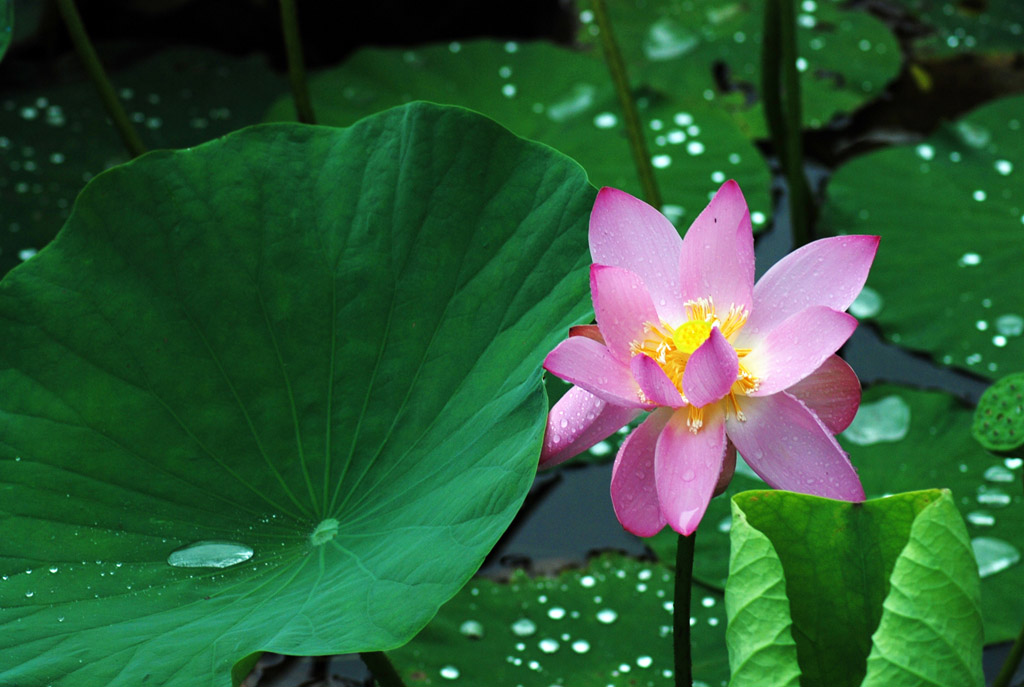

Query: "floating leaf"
<box><xmin>594</xmin><ymin>0</ymin><xmax>901</xmax><ymax>135</ymax></box>
<box><xmin>389</xmin><ymin>554</ymin><xmax>729</xmax><ymax>686</ymax></box>
<box><xmin>0</xmin><ymin>103</ymin><xmax>595</xmax><ymax>686</ymax></box>
<box><xmin>820</xmin><ymin>95</ymin><xmax>1024</xmax><ymax>379</ymax></box>
<box><xmin>726</xmin><ymin>489</ymin><xmax>984</xmax><ymax>687</ymax></box>
<box><xmin>0</xmin><ymin>47</ymin><xmax>287</xmax><ymax>279</ymax></box>
<box><xmin>889</xmin><ymin>0</ymin><xmax>1024</xmax><ymax>57</ymax></box>
<box><xmin>973</xmin><ymin>372</ymin><xmax>1024</xmax><ymax>451</ymax></box>
<box><xmin>264</xmin><ymin>39</ymin><xmax>773</xmax><ymax>233</ymax></box>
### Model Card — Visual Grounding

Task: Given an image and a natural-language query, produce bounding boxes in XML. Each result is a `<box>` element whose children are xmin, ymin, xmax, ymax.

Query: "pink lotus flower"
<box><xmin>541</xmin><ymin>182</ymin><xmax>879</xmax><ymax>536</ymax></box>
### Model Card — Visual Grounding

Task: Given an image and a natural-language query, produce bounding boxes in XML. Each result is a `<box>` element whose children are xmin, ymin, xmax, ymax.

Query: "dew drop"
<box><xmin>502</xmin><ymin>84</ymin><xmax>517</xmax><ymax>98</ymax></box>
<box><xmin>637</xmin><ymin>656</ymin><xmax>654</xmax><ymax>668</ymax></box>
<box><xmin>973</xmin><ymin>190</ymin><xmax>987</xmax><ymax>202</ymax></box>
<box><xmin>686</xmin><ymin>141</ymin><xmax>705</xmax><ymax>156</ymax></box>
<box><xmin>674</xmin><ymin>112</ymin><xmax>693</xmax><ymax>126</ymax></box>
<box><xmin>439</xmin><ymin>665</ymin><xmax>460</xmax><ymax>680</ymax></box>
<box><xmin>167</xmin><ymin>540</ymin><xmax>253</xmax><ymax>569</ymax></box>
<box><xmin>511</xmin><ymin>618</ymin><xmax>537</xmax><ymax>636</ymax></box>
<box><xmin>588</xmin><ymin>441</ymin><xmax>612</xmax><ymax>456</ymax></box>
<box><xmin>25</xmin><ymin>590</ymin><xmax>34</xmax><ymax>598</ymax></box>
<box><xmin>966</xmin><ymin>510</ymin><xmax>995</xmax><ymax>527</ymax></box>
<box><xmin>459</xmin><ymin>619</ymin><xmax>484</xmax><ymax>638</ymax></box>
<box><xmin>995</xmin><ymin>159</ymin><xmax>1014</xmax><ymax>176</ymax></box>
<box><xmin>751</xmin><ymin>211</ymin><xmax>766</xmax><ymax>225</ymax></box>
<box><xmin>572</xmin><ymin>639</ymin><xmax>591</xmax><ymax>653</ymax></box>
<box><xmin>652</xmin><ymin>154</ymin><xmax>672</xmax><ymax>169</ymax></box>
<box><xmin>972</xmin><ymin>537</ymin><xmax>1021</xmax><ymax>578</ymax></box>
<box><xmin>538</xmin><ymin>638</ymin><xmax>560</xmax><ymax>653</ymax></box>
<box><xmin>916</xmin><ymin>144</ymin><xmax>935</xmax><ymax>160</ymax></box>
<box><xmin>984</xmin><ymin>465</ymin><xmax>1015</xmax><ymax>483</ymax></box>
<box><xmin>580</xmin><ymin>575</ymin><xmax>596</xmax><ymax>588</ymax></box>
<box><xmin>547</xmin><ymin>606</ymin><xmax>566</xmax><ymax>620</ymax></box>
<box><xmin>596</xmin><ymin>608</ymin><xmax>618</xmax><ymax>624</ymax></box>
<box><xmin>1005</xmin><ymin>457</ymin><xmax>1023</xmax><ymax>469</ymax></box>
<box><xmin>958</xmin><ymin>252</ymin><xmax>982</xmax><ymax>267</ymax></box>
<box><xmin>594</xmin><ymin>112</ymin><xmax>618</xmax><ymax>129</ymax></box>
<box><xmin>996</xmin><ymin>315</ymin><xmax>1024</xmax><ymax>337</ymax></box>
<box><xmin>977</xmin><ymin>485</ymin><xmax>1012</xmax><ymax>507</ymax></box>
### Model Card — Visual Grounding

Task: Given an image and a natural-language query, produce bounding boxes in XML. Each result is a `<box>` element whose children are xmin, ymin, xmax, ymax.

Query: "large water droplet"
<box><xmin>167</xmin><ymin>541</ymin><xmax>254</xmax><ymax>569</ymax></box>
<box><xmin>538</xmin><ymin>638</ymin><xmax>560</xmax><ymax>653</ymax></box>
<box><xmin>596</xmin><ymin>608</ymin><xmax>618</xmax><ymax>624</ymax></box>
<box><xmin>996</xmin><ymin>314</ymin><xmax>1024</xmax><ymax>337</ymax></box>
<box><xmin>572</xmin><ymin>638</ymin><xmax>591</xmax><ymax>653</ymax></box>
<box><xmin>842</xmin><ymin>395</ymin><xmax>910</xmax><ymax>445</ymax></box>
<box><xmin>439</xmin><ymin>665</ymin><xmax>460</xmax><ymax>680</ymax></box>
<box><xmin>972</xmin><ymin>537</ymin><xmax>1021</xmax><ymax>578</ymax></box>
<box><xmin>547</xmin><ymin>606</ymin><xmax>566</xmax><ymax>620</ymax></box>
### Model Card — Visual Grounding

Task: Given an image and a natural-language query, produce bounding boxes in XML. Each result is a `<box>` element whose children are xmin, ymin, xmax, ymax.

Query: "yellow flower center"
<box><xmin>630</xmin><ymin>298</ymin><xmax>759</xmax><ymax>431</ymax></box>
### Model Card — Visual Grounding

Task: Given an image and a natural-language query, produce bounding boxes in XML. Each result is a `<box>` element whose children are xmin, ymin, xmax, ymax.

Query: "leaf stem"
<box><xmin>54</xmin><ymin>0</ymin><xmax>146</xmax><ymax>158</ymax></box>
<box><xmin>360</xmin><ymin>651</ymin><xmax>407</xmax><ymax>687</ymax></box>
<box><xmin>674</xmin><ymin>530</ymin><xmax>696</xmax><ymax>687</ymax></box>
<box><xmin>278</xmin><ymin>0</ymin><xmax>316</xmax><ymax>124</ymax></box>
<box><xmin>993</xmin><ymin>618</ymin><xmax>1024</xmax><ymax>687</ymax></box>
<box><xmin>762</xmin><ymin>0</ymin><xmax>812</xmax><ymax>247</ymax></box>
<box><xmin>589</xmin><ymin>0</ymin><xmax>662</xmax><ymax>209</ymax></box>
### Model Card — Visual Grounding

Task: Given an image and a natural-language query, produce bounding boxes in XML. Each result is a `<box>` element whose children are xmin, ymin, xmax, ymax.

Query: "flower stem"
<box><xmin>993</xmin><ymin>617</ymin><xmax>1024</xmax><ymax>687</ymax></box>
<box><xmin>674</xmin><ymin>530</ymin><xmax>696</xmax><ymax>687</ymax></box>
<box><xmin>762</xmin><ymin>0</ymin><xmax>812</xmax><ymax>248</ymax></box>
<box><xmin>54</xmin><ymin>0</ymin><xmax>146</xmax><ymax>158</ymax></box>
<box><xmin>360</xmin><ymin>651</ymin><xmax>407</xmax><ymax>687</ymax></box>
<box><xmin>589</xmin><ymin>0</ymin><xmax>662</xmax><ymax>209</ymax></box>
<box><xmin>278</xmin><ymin>0</ymin><xmax>316</xmax><ymax>124</ymax></box>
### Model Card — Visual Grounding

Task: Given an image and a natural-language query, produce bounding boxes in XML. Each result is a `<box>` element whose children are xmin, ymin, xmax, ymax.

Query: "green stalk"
<box><xmin>360</xmin><ymin>651</ymin><xmax>407</xmax><ymax>687</ymax></box>
<box><xmin>993</xmin><ymin>618</ymin><xmax>1024</xmax><ymax>687</ymax></box>
<box><xmin>762</xmin><ymin>0</ymin><xmax>812</xmax><ymax>247</ymax></box>
<box><xmin>54</xmin><ymin>0</ymin><xmax>146</xmax><ymax>158</ymax></box>
<box><xmin>279</xmin><ymin>0</ymin><xmax>316</xmax><ymax>124</ymax></box>
<box><xmin>674</xmin><ymin>531</ymin><xmax>696</xmax><ymax>687</ymax></box>
<box><xmin>589</xmin><ymin>0</ymin><xmax>662</xmax><ymax>209</ymax></box>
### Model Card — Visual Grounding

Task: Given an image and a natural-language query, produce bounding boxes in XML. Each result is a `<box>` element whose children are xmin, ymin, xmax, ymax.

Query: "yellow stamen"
<box><xmin>672</xmin><ymin>319</ymin><xmax>712</xmax><ymax>354</ymax></box>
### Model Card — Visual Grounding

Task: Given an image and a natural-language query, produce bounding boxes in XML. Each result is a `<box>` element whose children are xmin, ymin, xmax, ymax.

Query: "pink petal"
<box><xmin>611</xmin><ymin>408</ymin><xmax>671</xmax><ymax>536</ymax></box>
<box><xmin>786</xmin><ymin>355</ymin><xmax>861</xmax><ymax>434</ymax></box>
<box><xmin>678</xmin><ymin>180</ymin><xmax>755</xmax><ymax>314</ymax></box>
<box><xmin>591</xmin><ymin>264</ymin><xmax>661</xmax><ymax>364</ymax></box>
<box><xmin>540</xmin><ymin>386</ymin><xmax>642</xmax><ymax>469</ymax></box>
<box><xmin>589</xmin><ymin>188</ymin><xmax>687</xmax><ymax>323</ymax></box>
<box><xmin>743</xmin><ymin>306</ymin><xmax>858</xmax><ymax>397</ymax></box>
<box><xmin>631</xmin><ymin>354</ymin><xmax>685</xmax><ymax>408</ymax></box>
<box><xmin>726</xmin><ymin>392</ymin><xmax>865</xmax><ymax>501</ymax></box>
<box><xmin>683</xmin><ymin>326</ymin><xmax>739</xmax><ymax>407</ymax></box>
<box><xmin>569</xmin><ymin>324</ymin><xmax>604</xmax><ymax>344</ymax></box>
<box><xmin>655</xmin><ymin>406</ymin><xmax>728</xmax><ymax>535</ymax></box>
<box><xmin>742</xmin><ymin>235</ymin><xmax>879</xmax><ymax>343</ymax></box>
<box><xmin>544</xmin><ymin>337</ymin><xmax>648</xmax><ymax>408</ymax></box>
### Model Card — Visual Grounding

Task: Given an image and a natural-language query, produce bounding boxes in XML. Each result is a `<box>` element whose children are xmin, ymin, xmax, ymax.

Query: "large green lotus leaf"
<box><xmin>592</xmin><ymin>0</ymin><xmax>900</xmax><ymax>136</ymax></box>
<box><xmin>646</xmin><ymin>383</ymin><xmax>1024</xmax><ymax>642</ymax></box>
<box><xmin>264</xmin><ymin>39</ymin><xmax>773</xmax><ymax>234</ymax></box>
<box><xmin>889</xmin><ymin>0</ymin><xmax>1024</xmax><ymax>57</ymax></box>
<box><xmin>0</xmin><ymin>103</ymin><xmax>596</xmax><ymax>686</ymax></box>
<box><xmin>389</xmin><ymin>554</ymin><xmax>729</xmax><ymax>686</ymax></box>
<box><xmin>820</xmin><ymin>95</ymin><xmax>1024</xmax><ymax>379</ymax></box>
<box><xmin>726</xmin><ymin>489</ymin><xmax>984</xmax><ymax>687</ymax></box>
<box><xmin>0</xmin><ymin>47</ymin><xmax>287</xmax><ymax>279</ymax></box>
